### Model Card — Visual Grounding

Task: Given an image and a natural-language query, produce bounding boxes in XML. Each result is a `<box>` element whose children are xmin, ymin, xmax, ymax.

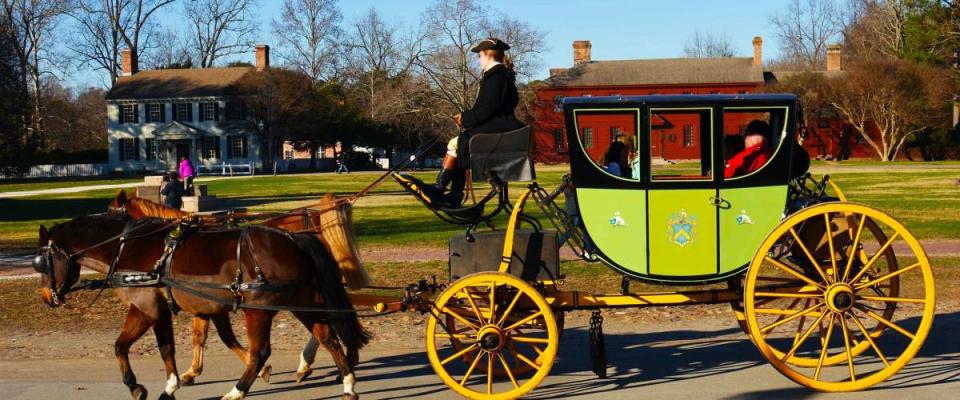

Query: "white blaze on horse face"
<box><xmin>343</xmin><ymin>372</ymin><xmax>356</xmax><ymax>395</ymax></box>
<box><xmin>165</xmin><ymin>373</ymin><xmax>179</xmax><ymax>395</ymax></box>
<box><xmin>222</xmin><ymin>386</ymin><xmax>245</xmax><ymax>400</ymax></box>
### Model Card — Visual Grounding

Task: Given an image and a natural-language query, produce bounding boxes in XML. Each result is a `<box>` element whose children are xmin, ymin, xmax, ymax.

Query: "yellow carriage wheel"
<box><xmin>730</xmin><ymin>215</ymin><xmax>900</xmax><ymax>368</ymax></box>
<box><xmin>744</xmin><ymin>202</ymin><xmax>935</xmax><ymax>392</ymax></box>
<box><xmin>426</xmin><ymin>272</ymin><xmax>559</xmax><ymax>400</ymax></box>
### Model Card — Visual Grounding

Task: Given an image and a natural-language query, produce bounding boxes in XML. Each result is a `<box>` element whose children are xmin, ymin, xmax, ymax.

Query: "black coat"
<box><xmin>456</xmin><ymin>63</ymin><xmax>523</xmax><ymax>168</ymax></box>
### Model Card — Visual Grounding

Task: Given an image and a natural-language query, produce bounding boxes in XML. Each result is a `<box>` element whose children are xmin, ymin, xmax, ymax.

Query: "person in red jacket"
<box><xmin>725</xmin><ymin>120</ymin><xmax>773</xmax><ymax>179</ymax></box>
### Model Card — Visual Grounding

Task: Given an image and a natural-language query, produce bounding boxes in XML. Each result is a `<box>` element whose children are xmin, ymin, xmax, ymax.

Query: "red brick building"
<box><xmin>532</xmin><ymin>38</ymin><xmax>875</xmax><ymax>163</ymax></box>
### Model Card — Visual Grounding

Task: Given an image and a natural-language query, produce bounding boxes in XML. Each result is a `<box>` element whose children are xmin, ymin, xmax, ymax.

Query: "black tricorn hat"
<box><xmin>470</xmin><ymin>37</ymin><xmax>510</xmax><ymax>53</ymax></box>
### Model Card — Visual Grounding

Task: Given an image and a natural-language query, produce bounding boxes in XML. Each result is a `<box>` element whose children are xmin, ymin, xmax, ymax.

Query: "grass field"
<box><xmin>0</xmin><ymin>162</ymin><xmax>958</xmax><ymax>248</ymax></box>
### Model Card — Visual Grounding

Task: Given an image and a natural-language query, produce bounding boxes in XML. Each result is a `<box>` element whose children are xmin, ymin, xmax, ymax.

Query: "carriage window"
<box><xmin>723</xmin><ymin>107</ymin><xmax>787</xmax><ymax>179</ymax></box>
<box><xmin>650</xmin><ymin>108</ymin><xmax>713</xmax><ymax>181</ymax></box>
<box><xmin>573</xmin><ymin>109</ymin><xmax>640</xmax><ymax>181</ymax></box>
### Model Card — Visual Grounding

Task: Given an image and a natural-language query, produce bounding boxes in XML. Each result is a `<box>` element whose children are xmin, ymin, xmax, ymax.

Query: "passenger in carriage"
<box><xmin>603</xmin><ymin>132</ymin><xmax>630</xmax><ymax>178</ymax></box>
<box><xmin>724</xmin><ymin>120</ymin><xmax>772</xmax><ymax>178</ymax></box>
<box><xmin>420</xmin><ymin>38</ymin><xmax>523</xmax><ymax>207</ymax></box>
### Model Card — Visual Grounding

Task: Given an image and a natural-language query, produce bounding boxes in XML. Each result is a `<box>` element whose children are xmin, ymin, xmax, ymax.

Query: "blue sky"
<box><xmin>72</xmin><ymin>0</ymin><xmax>791</xmax><ymax>87</ymax></box>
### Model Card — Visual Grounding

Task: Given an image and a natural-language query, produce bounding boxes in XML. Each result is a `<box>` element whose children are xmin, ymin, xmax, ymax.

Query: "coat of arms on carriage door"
<box><xmin>668</xmin><ymin>209</ymin><xmax>697</xmax><ymax>247</ymax></box>
<box><xmin>609</xmin><ymin>211</ymin><xmax>626</xmax><ymax>227</ymax></box>
<box><xmin>737</xmin><ymin>209</ymin><xmax>754</xmax><ymax>225</ymax></box>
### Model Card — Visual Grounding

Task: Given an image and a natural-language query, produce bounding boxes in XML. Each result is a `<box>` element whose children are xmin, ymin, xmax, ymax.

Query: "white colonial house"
<box><xmin>105</xmin><ymin>45</ymin><xmax>272</xmax><ymax>172</ymax></box>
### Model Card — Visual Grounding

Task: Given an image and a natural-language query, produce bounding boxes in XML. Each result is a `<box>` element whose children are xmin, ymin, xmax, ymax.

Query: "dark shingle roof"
<box><xmin>546</xmin><ymin>57</ymin><xmax>765</xmax><ymax>87</ymax></box>
<box><xmin>106</xmin><ymin>67</ymin><xmax>254</xmax><ymax>100</ymax></box>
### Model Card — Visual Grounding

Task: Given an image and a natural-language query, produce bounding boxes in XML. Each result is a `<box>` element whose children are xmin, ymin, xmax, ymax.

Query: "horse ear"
<box><xmin>114</xmin><ymin>189</ymin><xmax>127</xmax><ymax>205</ymax></box>
<box><xmin>38</xmin><ymin>225</ymin><xmax>48</xmax><ymax>244</ymax></box>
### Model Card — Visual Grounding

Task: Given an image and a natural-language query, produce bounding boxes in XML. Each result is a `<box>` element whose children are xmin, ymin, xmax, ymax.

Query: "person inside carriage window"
<box><xmin>724</xmin><ymin>120</ymin><xmax>772</xmax><ymax>179</ymax></box>
<box><xmin>603</xmin><ymin>132</ymin><xmax>630</xmax><ymax>178</ymax></box>
<box><xmin>419</xmin><ymin>37</ymin><xmax>524</xmax><ymax>207</ymax></box>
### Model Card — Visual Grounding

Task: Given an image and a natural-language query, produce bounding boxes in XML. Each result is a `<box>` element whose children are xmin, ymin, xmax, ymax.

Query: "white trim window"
<box><xmin>227</xmin><ymin>135</ymin><xmax>247</xmax><ymax>159</ymax></box>
<box><xmin>120</xmin><ymin>104</ymin><xmax>138</xmax><ymax>124</ymax></box>
<box><xmin>147</xmin><ymin>103</ymin><xmax>163</xmax><ymax>123</ymax></box>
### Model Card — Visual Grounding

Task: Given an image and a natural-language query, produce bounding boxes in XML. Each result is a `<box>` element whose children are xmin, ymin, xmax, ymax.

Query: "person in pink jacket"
<box><xmin>178</xmin><ymin>156</ymin><xmax>196</xmax><ymax>195</ymax></box>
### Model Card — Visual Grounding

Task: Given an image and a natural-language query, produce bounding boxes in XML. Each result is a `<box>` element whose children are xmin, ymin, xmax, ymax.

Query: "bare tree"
<box><xmin>184</xmin><ymin>0</ymin><xmax>259</xmax><ymax>68</ymax></box>
<box><xmin>143</xmin><ymin>27</ymin><xmax>191</xmax><ymax>69</ymax></box>
<box><xmin>271</xmin><ymin>0</ymin><xmax>341</xmax><ymax>81</ymax></box>
<box><xmin>683</xmin><ymin>30</ymin><xmax>735</xmax><ymax>58</ymax></box>
<box><xmin>68</xmin><ymin>0</ymin><xmax>175</xmax><ymax>84</ymax></box>
<box><xmin>769</xmin><ymin>0</ymin><xmax>845</xmax><ymax>69</ymax></box>
<box><xmin>2</xmin><ymin>0</ymin><xmax>71</xmax><ymax>147</ymax></box>
<box><xmin>844</xmin><ymin>0</ymin><xmax>911</xmax><ymax>61</ymax></box>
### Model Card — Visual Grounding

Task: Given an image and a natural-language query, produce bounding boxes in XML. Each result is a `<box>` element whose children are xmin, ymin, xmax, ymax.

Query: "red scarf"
<box><xmin>725</xmin><ymin>143</ymin><xmax>771</xmax><ymax>178</ymax></box>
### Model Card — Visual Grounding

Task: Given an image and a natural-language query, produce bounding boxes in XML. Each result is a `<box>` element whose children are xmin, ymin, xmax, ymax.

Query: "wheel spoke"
<box><xmin>510</xmin><ymin>336</ymin><xmax>550</xmax><ymax>344</ymax></box>
<box><xmin>849</xmin><ymin>311</ymin><xmax>891</xmax><ymax>367</ymax></box>
<box><xmin>824</xmin><ymin>213</ymin><xmax>838</xmax><ymax>282</ymax></box>
<box><xmin>789</xmin><ymin>227</ymin><xmax>831</xmax><ymax>284</ymax></box>
<box><xmin>486</xmin><ymin>353</ymin><xmax>494</xmax><ymax>395</ymax></box>
<box><xmin>839</xmin><ymin>314</ymin><xmax>857</xmax><ymax>382</ymax></box>
<box><xmin>765</xmin><ymin>256</ymin><xmax>826</xmax><ymax>289</ymax></box>
<box><xmin>760</xmin><ymin>302</ymin><xmax>825</xmax><ymax>335</ymax></box>
<box><xmin>842</xmin><ymin>215</ymin><xmax>868</xmax><ymax>283</ymax></box>
<box><xmin>858</xmin><ymin>307</ymin><xmax>916</xmax><ymax>340</ymax></box>
<box><xmin>462</xmin><ymin>287</ymin><xmax>487</xmax><ymax>325</ymax></box>
<box><xmin>781</xmin><ymin>310</ymin><xmax>828</xmax><ymax>361</ymax></box>
<box><xmin>854</xmin><ymin>262</ymin><xmax>920</xmax><ymax>291</ymax></box>
<box><xmin>754</xmin><ymin>308</ymin><xmax>825</xmax><ymax>318</ymax></box>
<box><xmin>497</xmin><ymin>290</ymin><xmax>523</xmax><ymax>327</ymax></box>
<box><xmin>849</xmin><ymin>232</ymin><xmax>901</xmax><ymax>284</ymax></box>
<box><xmin>445</xmin><ymin>307</ymin><xmax>481</xmax><ymax>331</ymax></box>
<box><xmin>793</xmin><ymin>299</ymin><xmax>813</xmax><ymax>347</ymax></box>
<box><xmin>489</xmin><ymin>282</ymin><xmax>497</xmax><ymax>326</ymax></box>
<box><xmin>436</xmin><ymin>333</ymin><xmax>471</xmax><ymax>340</ymax></box>
<box><xmin>754</xmin><ymin>291</ymin><xmax>821</xmax><ymax>299</ymax></box>
<box><xmin>504</xmin><ymin>311</ymin><xmax>543</xmax><ymax>332</ymax></box>
<box><xmin>814</xmin><ymin>314</ymin><xmax>837</xmax><ymax>380</ymax></box>
<box><xmin>510</xmin><ymin>348</ymin><xmax>541</xmax><ymax>370</ymax></box>
<box><xmin>498</xmin><ymin>353</ymin><xmax>519</xmax><ymax>389</ymax></box>
<box><xmin>859</xmin><ymin>295</ymin><xmax>927</xmax><ymax>304</ymax></box>
<box><xmin>459</xmin><ymin>349</ymin><xmax>484</xmax><ymax>386</ymax></box>
<box><xmin>441</xmin><ymin>343</ymin><xmax>479</xmax><ymax>366</ymax></box>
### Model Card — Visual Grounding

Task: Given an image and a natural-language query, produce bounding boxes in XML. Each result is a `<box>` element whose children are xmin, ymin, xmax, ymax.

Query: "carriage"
<box><xmin>34</xmin><ymin>94</ymin><xmax>936</xmax><ymax>400</ymax></box>
<box><xmin>385</xmin><ymin>93</ymin><xmax>935</xmax><ymax>399</ymax></box>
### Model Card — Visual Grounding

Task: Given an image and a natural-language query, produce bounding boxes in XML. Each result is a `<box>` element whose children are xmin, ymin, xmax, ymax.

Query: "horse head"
<box><xmin>35</xmin><ymin>216</ymin><xmax>127</xmax><ymax>307</ymax></box>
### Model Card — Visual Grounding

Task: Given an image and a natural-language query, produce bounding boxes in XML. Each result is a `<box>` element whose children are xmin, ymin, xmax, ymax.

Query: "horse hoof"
<box><xmin>259</xmin><ymin>364</ymin><xmax>272</xmax><ymax>384</ymax></box>
<box><xmin>220</xmin><ymin>387</ymin><xmax>245</xmax><ymax>400</ymax></box>
<box><xmin>131</xmin><ymin>385</ymin><xmax>148</xmax><ymax>400</ymax></box>
<box><xmin>158</xmin><ymin>393</ymin><xmax>175</xmax><ymax>400</ymax></box>
<box><xmin>295</xmin><ymin>368</ymin><xmax>312</xmax><ymax>384</ymax></box>
<box><xmin>179</xmin><ymin>373</ymin><xmax>196</xmax><ymax>386</ymax></box>
<box><xmin>341</xmin><ymin>394</ymin><xmax>359</xmax><ymax>400</ymax></box>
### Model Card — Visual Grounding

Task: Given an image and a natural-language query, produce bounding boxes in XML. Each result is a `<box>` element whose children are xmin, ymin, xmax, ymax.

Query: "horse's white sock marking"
<box><xmin>297</xmin><ymin>353</ymin><xmax>310</xmax><ymax>374</ymax></box>
<box><xmin>222</xmin><ymin>386</ymin><xmax>245</xmax><ymax>400</ymax></box>
<box><xmin>343</xmin><ymin>372</ymin><xmax>356</xmax><ymax>395</ymax></box>
<box><xmin>165</xmin><ymin>373</ymin><xmax>179</xmax><ymax>395</ymax></box>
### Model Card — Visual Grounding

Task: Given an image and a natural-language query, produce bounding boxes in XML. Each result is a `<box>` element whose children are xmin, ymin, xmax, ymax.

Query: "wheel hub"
<box><xmin>477</xmin><ymin>325</ymin><xmax>505</xmax><ymax>353</ymax></box>
<box><xmin>825</xmin><ymin>284</ymin><xmax>856</xmax><ymax>313</ymax></box>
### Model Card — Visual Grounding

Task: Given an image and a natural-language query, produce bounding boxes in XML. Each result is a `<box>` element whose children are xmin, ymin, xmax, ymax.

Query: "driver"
<box><xmin>418</xmin><ymin>37</ymin><xmax>523</xmax><ymax>207</ymax></box>
<box><xmin>725</xmin><ymin>120</ymin><xmax>773</xmax><ymax>178</ymax></box>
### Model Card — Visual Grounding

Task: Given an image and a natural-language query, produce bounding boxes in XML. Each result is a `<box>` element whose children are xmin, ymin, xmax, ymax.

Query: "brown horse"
<box><xmin>36</xmin><ymin>215</ymin><xmax>370</xmax><ymax>400</ymax></box>
<box><xmin>108</xmin><ymin>189</ymin><xmax>368</xmax><ymax>383</ymax></box>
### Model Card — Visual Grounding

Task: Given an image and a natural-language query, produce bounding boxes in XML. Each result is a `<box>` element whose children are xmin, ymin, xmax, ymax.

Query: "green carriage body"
<box><xmin>563</xmin><ymin>94</ymin><xmax>804</xmax><ymax>284</ymax></box>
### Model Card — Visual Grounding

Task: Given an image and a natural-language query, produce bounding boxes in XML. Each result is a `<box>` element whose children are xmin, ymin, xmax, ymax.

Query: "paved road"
<box><xmin>2</xmin><ymin>313</ymin><xmax>957</xmax><ymax>400</ymax></box>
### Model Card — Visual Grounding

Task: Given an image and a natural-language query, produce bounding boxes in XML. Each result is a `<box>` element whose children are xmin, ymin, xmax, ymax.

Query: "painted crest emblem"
<box><xmin>609</xmin><ymin>211</ymin><xmax>626</xmax><ymax>227</ymax></box>
<box><xmin>668</xmin><ymin>209</ymin><xmax>697</xmax><ymax>247</ymax></box>
<box><xmin>736</xmin><ymin>209</ymin><xmax>754</xmax><ymax>225</ymax></box>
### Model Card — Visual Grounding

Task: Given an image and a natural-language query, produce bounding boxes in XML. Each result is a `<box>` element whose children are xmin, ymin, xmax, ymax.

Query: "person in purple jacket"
<box><xmin>178</xmin><ymin>156</ymin><xmax>196</xmax><ymax>195</ymax></box>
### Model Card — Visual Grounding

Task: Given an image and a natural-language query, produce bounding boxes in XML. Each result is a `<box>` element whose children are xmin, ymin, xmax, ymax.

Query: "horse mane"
<box><xmin>127</xmin><ymin>195</ymin><xmax>191</xmax><ymax>220</ymax></box>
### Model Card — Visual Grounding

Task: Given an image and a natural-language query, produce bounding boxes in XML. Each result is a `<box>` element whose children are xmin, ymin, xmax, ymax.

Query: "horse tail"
<box><xmin>293</xmin><ymin>233</ymin><xmax>372</xmax><ymax>351</ymax></box>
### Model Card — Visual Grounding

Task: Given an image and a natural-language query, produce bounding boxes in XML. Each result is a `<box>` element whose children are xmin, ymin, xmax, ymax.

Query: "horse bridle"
<box><xmin>34</xmin><ymin>240</ymin><xmax>78</xmax><ymax>306</ymax></box>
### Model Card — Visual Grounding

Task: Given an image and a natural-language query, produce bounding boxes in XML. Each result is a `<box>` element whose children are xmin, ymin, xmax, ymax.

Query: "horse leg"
<box><xmin>293</xmin><ymin>312</ymin><xmax>358</xmax><ymax>400</ymax></box>
<box><xmin>296</xmin><ymin>336</ymin><xmax>320</xmax><ymax>383</ymax></box>
<box><xmin>153</xmin><ymin>306</ymin><xmax>180</xmax><ymax>400</ymax></box>
<box><xmin>179</xmin><ymin>317</ymin><xmax>208</xmax><ymax>385</ymax></box>
<box><xmin>115</xmin><ymin>307</ymin><xmax>155</xmax><ymax>400</ymax></box>
<box><xmin>221</xmin><ymin>309</ymin><xmax>275</xmax><ymax>400</ymax></box>
<box><xmin>211</xmin><ymin>313</ymin><xmax>272</xmax><ymax>383</ymax></box>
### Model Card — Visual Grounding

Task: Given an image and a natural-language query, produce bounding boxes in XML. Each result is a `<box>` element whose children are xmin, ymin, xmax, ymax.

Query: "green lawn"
<box><xmin>1</xmin><ymin>163</ymin><xmax>958</xmax><ymax>248</ymax></box>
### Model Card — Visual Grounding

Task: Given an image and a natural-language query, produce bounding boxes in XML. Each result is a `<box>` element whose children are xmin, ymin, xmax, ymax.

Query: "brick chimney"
<box><xmin>573</xmin><ymin>40</ymin><xmax>591</xmax><ymax>65</ymax></box>
<box><xmin>826</xmin><ymin>44</ymin><xmax>842</xmax><ymax>71</ymax></box>
<box><xmin>752</xmin><ymin>36</ymin><xmax>763</xmax><ymax>66</ymax></box>
<box><xmin>121</xmin><ymin>48</ymin><xmax>137</xmax><ymax>76</ymax></box>
<box><xmin>255</xmin><ymin>44</ymin><xmax>270</xmax><ymax>72</ymax></box>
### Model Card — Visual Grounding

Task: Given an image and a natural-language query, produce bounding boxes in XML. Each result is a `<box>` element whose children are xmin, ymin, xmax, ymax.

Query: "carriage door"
<box><xmin>646</xmin><ymin>107</ymin><xmax>718</xmax><ymax>278</ymax></box>
<box><xmin>718</xmin><ymin>107</ymin><xmax>790</xmax><ymax>275</ymax></box>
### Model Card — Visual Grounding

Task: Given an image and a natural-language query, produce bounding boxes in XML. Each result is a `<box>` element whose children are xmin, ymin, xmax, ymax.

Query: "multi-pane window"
<box><xmin>227</xmin><ymin>135</ymin><xmax>247</xmax><ymax>159</ymax></box>
<box><xmin>146</xmin><ymin>103</ymin><xmax>164</xmax><ymax>123</ymax></box>
<box><xmin>118</xmin><ymin>138</ymin><xmax>138</xmax><ymax>161</ymax></box>
<box><xmin>145</xmin><ymin>138</ymin><xmax>157</xmax><ymax>160</ymax></box>
<box><xmin>553</xmin><ymin>129</ymin><xmax>564</xmax><ymax>152</ymax></box>
<box><xmin>581</xmin><ymin>127</ymin><xmax>593</xmax><ymax>149</ymax></box>
<box><xmin>120</xmin><ymin>104</ymin><xmax>138</xmax><ymax>124</ymax></box>
<box><xmin>225</xmin><ymin>101</ymin><xmax>247</xmax><ymax>121</ymax></box>
<box><xmin>682</xmin><ymin>125</ymin><xmax>695</xmax><ymax>147</ymax></box>
<box><xmin>200</xmin><ymin>102</ymin><xmax>218</xmax><ymax>121</ymax></box>
<box><xmin>203</xmin><ymin>136</ymin><xmax>220</xmax><ymax>159</ymax></box>
<box><xmin>174</xmin><ymin>103</ymin><xmax>192</xmax><ymax>122</ymax></box>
